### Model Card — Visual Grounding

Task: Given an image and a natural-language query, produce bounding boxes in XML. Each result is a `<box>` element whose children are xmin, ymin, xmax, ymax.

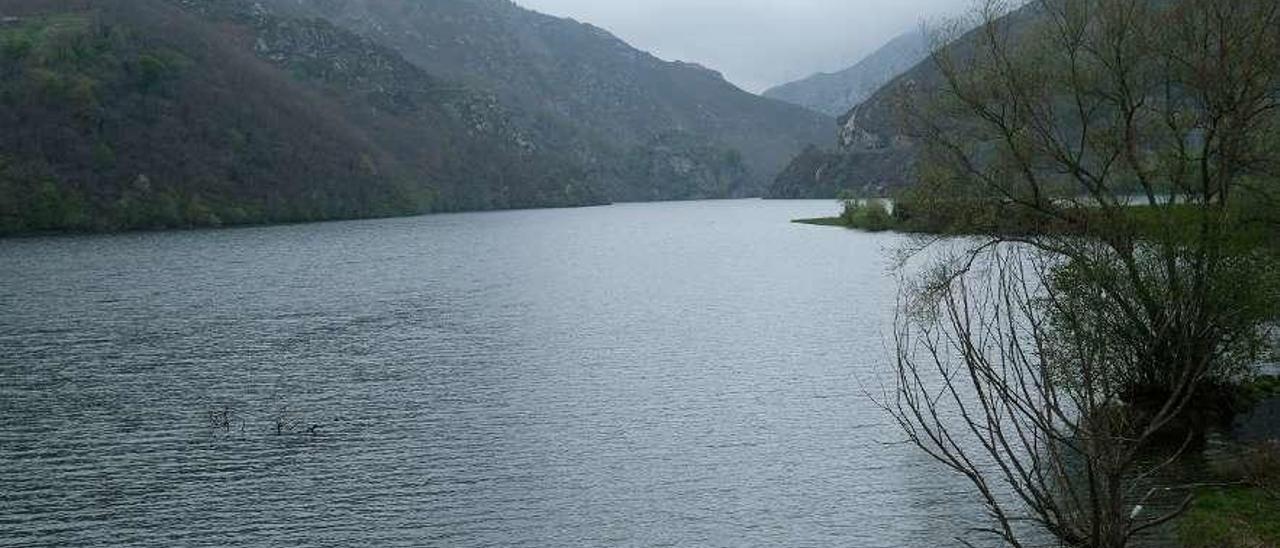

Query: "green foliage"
<box><xmin>91</xmin><ymin>141</ymin><xmax>115</xmax><ymax>168</ymax></box>
<box><xmin>874</xmin><ymin>182</ymin><xmax>1280</xmax><ymax>437</ymax></box>
<box><xmin>134</xmin><ymin>53</ymin><xmax>166</xmax><ymax>88</ymax></box>
<box><xmin>1</xmin><ymin>31</ymin><xmax>34</xmax><ymax>60</ymax></box>
<box><xmin>1240</xmin><ymin>376</ymin><xmax>1280</xmax><ymax>405</ymax></box>
<box><xmin>839</xmin><ymin>198</ymin><xmax>894</xmax><ymax>232</ymax></box>
<box><xmin>2</xmin><ymin>14</ymin><xmax>155</xmax><ymax>113</ymax></box>
<box><xmin>0</xmin><ymin>177</ymin><xmax>90</xmax><ymax>232</ymax></box>
<box><xmin>0</xmin><ymin>1</ymin><xmax>607</xmax><ymax>236</ymax></box>
<box><xmin>129</xmin><ymin>48</ymin><xmax>187</xmax><ymax>93</ymax></box>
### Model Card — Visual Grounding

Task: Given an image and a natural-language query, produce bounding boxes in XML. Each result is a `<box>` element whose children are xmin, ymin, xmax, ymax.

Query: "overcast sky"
<box><xmin>514</xmin><ymin>0</ymin><xmax>971</xmax><ymax>93</ymax></box>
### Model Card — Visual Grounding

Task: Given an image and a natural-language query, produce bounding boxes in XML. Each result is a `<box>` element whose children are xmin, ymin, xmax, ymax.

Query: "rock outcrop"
<box><xmin>261</xmin><ymin>0</ymin><xmax>835</xmax><ymax>200</ymax></box>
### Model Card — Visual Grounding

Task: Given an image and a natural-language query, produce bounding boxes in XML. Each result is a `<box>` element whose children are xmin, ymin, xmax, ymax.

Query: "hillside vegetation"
<box><xmin>0</xmin><ymin>0</ymin><xmax>605</xmax><ymax>234</ymax></box>
<box><xmin>0</xmin><ymin>0</ymin><xmax>835</xmax><ymax>235</ymax></box>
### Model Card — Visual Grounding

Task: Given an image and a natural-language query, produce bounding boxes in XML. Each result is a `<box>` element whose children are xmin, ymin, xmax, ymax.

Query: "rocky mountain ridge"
<box><xmin>763</xmin><ymin>29</ymin><xmax>929</xmax><ymax>117</ymax></box>
<box><xmin>768</xmin><ymin>5</ymin><xmax>1042</xmax><ymax>199</ymax></box>
<box><xmin>261</xmin><ymin>0</ymin><xmax>835</xmax><ymax>200</ymax></box>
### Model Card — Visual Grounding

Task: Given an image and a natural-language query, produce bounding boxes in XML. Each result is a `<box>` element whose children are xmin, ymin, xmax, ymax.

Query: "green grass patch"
<box><xmin>1178</xmin><ymin>486</ymin><xmax>1280</xmax><ymax>548</ymax></box>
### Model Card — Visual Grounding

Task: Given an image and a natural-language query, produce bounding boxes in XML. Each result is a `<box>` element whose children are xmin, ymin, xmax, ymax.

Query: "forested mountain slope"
<box><xmin>0</xmin><ymin>0</ymin><xmax>601</xmax><ymax>234</ymax></box>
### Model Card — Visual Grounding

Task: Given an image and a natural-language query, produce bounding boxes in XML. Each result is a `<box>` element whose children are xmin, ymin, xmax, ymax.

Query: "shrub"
<box><xmin>840</xmin><ymin>198</ymin><xmax>895</xmax><ymax>232</ymax></box>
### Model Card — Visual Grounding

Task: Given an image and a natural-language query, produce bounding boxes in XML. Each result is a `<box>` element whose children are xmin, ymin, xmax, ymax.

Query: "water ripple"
<box><xmin>1</xmin><ymin>201</ymin><xmax>985</xmax><ymax>547</ymax></box>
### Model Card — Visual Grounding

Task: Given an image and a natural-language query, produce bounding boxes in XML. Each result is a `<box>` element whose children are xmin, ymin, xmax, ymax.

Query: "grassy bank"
<box><xmin>792</xmin><ymin>217</ymin><xmax>850</xmax><ymax>227</ymax></box>
<box><xmin>1179</xmin><ymin>486</ymin><xmax>1280</xmax><ymax>547</ymax></box>
<box><xmin>796</xmin><ymin>197</ymin><xmax>1280</xmax><ymax>250</ymax></box>
<box><xmin>792</xmin><ymin>198</ymin><xmax>896</xmax><ymax>232</ymax></box>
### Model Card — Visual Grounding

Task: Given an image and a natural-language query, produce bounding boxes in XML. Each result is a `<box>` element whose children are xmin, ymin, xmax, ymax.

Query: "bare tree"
<box><xmin>888</xmin><ymin>246</ymin><xmax>1202</xmax><ymax>547</ymax></box>
<box><xmin>881</xmin><ymin>0</ymin><xmax>1280</xmax><ymax>546</ymax></box>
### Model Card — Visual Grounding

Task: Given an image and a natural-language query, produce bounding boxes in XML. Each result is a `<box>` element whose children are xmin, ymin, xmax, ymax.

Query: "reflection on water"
<box><xmin>1</xmin><ymin>200</ymin><xmax>986</xmax><ymax>547</ymax></box>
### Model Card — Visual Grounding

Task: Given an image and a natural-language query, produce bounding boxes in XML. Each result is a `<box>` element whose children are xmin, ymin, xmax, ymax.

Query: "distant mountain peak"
<box><xmin>764</xmin><ymin>29</ymin><xmax>929</xmax><ymax>116</ymax></box>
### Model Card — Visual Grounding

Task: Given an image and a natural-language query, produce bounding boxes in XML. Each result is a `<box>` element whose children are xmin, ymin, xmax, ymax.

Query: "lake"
<box><xmin>0</xmin><ymin>199</ymin><xmax>986</xmax><ymax>547</ymax></box>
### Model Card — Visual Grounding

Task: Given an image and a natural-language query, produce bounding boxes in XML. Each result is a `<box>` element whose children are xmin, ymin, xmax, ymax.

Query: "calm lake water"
<box><xmin>0</xmin><ymin>200</ymin><xmax>986</xmax><ymax>547</ymax></box>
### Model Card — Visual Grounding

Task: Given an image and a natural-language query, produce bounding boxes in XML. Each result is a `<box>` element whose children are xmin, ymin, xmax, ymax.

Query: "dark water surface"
<box><xmin>1</xmin><ymin>200</ymin><xmax>983</xmax><ymax>547</ymax></box>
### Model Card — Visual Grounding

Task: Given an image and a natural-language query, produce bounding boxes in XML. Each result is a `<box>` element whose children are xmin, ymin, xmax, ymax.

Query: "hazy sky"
<box><xmin>514</xmin><ymin>0</ymin><xmax>971</xmax><ymax>93</ymax></box>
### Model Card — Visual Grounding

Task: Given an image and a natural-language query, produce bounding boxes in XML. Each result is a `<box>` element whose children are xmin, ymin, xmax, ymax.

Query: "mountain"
<box><xmin>768</xmin><ymin>5</ymin><xmax>1041</xmax><ymax>199</ymax></box>
<box><xmin>1</xmin><ymin>0</ymin><xmax>833</xmax><ymax>235</ymax></box>
<box><xmin>0</xmin><ymin>0</ymin><xmax>602</xmax><ymax>234</ymax></box>
<box><xmin>260</xmin><ymin>0</ymin><xmax>835</xmax><ymax>200</ymax></box>
<box><xmin>763</xmin><ymin>29</ymin><xmax>929</xmax><ymax>117</ymax></box>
